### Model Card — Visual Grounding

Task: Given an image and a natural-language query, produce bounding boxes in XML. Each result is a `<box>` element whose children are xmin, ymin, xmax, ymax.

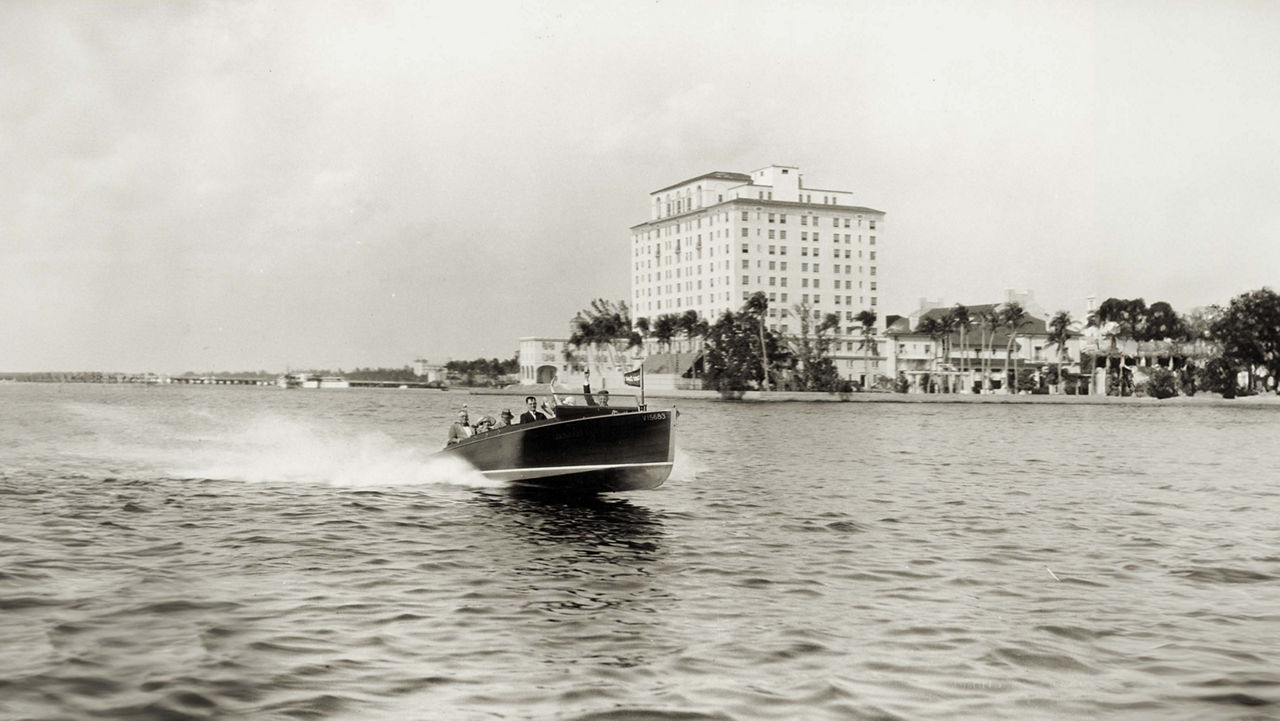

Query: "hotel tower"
<box><xmin>629</xmin><ymin>164</ymin><xmax>886</xmax><ymax>381</ymax></box>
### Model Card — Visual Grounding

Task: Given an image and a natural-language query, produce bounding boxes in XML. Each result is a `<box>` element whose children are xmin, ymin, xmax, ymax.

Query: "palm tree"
<box><xmin>917</xmin><ymin>316</ymin><xmax>944</xmax><ymax>393</ymax></box>
<box><xmin>743</xmin><ymin>291</ymin><xmax>771</xmax><ymax>391</ymax></box>
<box><xmin>1046</xmin><ymin>310</ymin><xmax>1073</xmax><ymax>394</ymax></box>
<box><xmin>568</xmin><ymin>299</ymin><xmax>641</xmax><ymax>379</ymax></box>
<box><xmin>854</xmin><ymin>310</ymin><xmax>878</xmax><ymax>389</ymax></box>
<box><xmin>1000</xmin><ymin>302</ymin><xmax>1029</xmax><ymax>393</ymax></box>
<box><xmin>934</xmin><ymin>311</ymin><xmax>959</xmax><ymax>392</ymax></box>
<box><xmin>652</xmin><ymin>314</ymin><xmax>678</xmax><ymax>353</ymax></box>
<box><xmin>1089</xmin><ymin>297</ymin><xmax>1147</xmax><ymax>395</ymax></box>
<box><xmin>946</xmin><ymin>304</ymin><xmax>972</xmax><ymax>392</ymax></box>
<box><xmin>977</xmin><ymin>308</ymin><xmax>1001</xmax><ymax>392</ymax></box>
<box><xmin>678</xmin><ymin>309</ymin><xmax>709</xmax><ymax>380</ymax></box>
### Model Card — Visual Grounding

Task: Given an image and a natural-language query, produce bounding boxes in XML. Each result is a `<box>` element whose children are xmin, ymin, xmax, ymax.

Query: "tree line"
<box><xmin>565</xmin><ymin>286</ymin><xmax>1280</xmax><ymax>398</ymax></box>
<box><xmin>567</xmin><ymin>294</ymin><xmax>872</xmax><ymax>393</ymax></box>
<box><xmin>1079</xmin><ymin>288</ymin><xmax>1280</xmax><ymax>397</ymax></box>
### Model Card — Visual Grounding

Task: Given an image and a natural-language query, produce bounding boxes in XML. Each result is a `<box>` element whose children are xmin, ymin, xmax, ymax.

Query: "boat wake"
<box><xmin>167</xmin><ymin>416</ymin><xmax>499</xmax><ymax>488</ymax></box>
<box><xmin>668</xmin><ymin>444</ymin><xmax>705</xmax><ymax>483</ymax></box>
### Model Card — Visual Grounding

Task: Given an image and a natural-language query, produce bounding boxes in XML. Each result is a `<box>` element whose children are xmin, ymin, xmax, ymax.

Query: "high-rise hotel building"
<box><xmin>629</xmin><ymin>165</ymin><xmax>886</xmax><ymax>380</ymax></box>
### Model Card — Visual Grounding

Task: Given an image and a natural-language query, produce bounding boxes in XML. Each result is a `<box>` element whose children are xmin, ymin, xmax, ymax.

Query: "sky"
<box><xmin>3</xmin><ymin>0</ymin><xmax>1278</xmax><ymax>373</ymax></box>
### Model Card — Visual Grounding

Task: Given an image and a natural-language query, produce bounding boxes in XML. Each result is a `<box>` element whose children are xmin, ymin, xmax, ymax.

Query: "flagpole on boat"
<box><xmin>640</xmin><ymin>361</ymin><xmax>646</xmax><ymax>410</ymax></box>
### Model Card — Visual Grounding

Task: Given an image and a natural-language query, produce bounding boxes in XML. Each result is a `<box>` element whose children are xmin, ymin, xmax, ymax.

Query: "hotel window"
<box><xmin>768</xmin><ymin>261</ymin><xmax>776</xmax><ymax>270</ymax></box>
<box><xmin>844</xmin><ymin>234</ymin><xmax>851</xmax><ymax>243</ymax></box>
<box><xmin>846</xmin><ymin>295</ymin><xmax>852</xmax><ymax>305</ymax></box>
<box><xmin>779</xmin><ymin>246</ymin><xmax>787</xmax><ymax>255</ymax></box>
<box><xmin>741</xmin><ymin>259</ymin><xmax>749</xmax><ymax>269</ymax></box>
<box><xmin>769</xmin><ymin>292</ymin><xmax>776</xmax><ymax>301</ymax></box>
<box><xmin>814</xmin><ymin>264</ymin><xmax>820</xmax><ymax>272</ymax></box>
<box><xmin>741</xmin><ymin>242</ymin><xmax>748</xmax><ymax>253</ymax></box>
<box><xmin>870</xmin><ymin>266</ymin><xmax>877</xmax><ymax>276</ymax></box>
<box><xmin>814</xmin><ymin>295</ymin><xmax>821</xmax><ymax>303</ymax></box>
<box><xmin>870</xmin><ymin>282</ymin><xmax>877</xmax><ymax>291</ymax></box>
<box><xmin>781</xmin><ymin>324</ymin><xmax>789</xmax><ymax>333</ymax></box>
<box><xmin>741</xmin><ymin>228</ymin><xmax>749</xmax><ymax>237</ymax></box>
<box><xmin>871</xmin><ymin>296</ymin><xmax>878</xmax><ymax>306</ymax></box>
<box><xmin>844</xmin><ymin>250</ymin><xmax>851</xmax><ymax>258</ymax></box>
<box><xmin>870</xmin><ymin>220</ymin><xmax>877</xmax><ymax>229</ymax></box>
<box><xmin>802</xmin><ymin>247</ymin><xmax>809</xmax><ymax>256</ymax></box>
<box><xmin>814</xmin><ymin>279</ymin><xmax>820</xmax><ymax>288</ymax></box>
<box><xmin>742</xmin><ymin>211</ymin><xmax>749</xmax><ymax>220</ymax></box>
<box><xmin>779</xmin><ymin>214</ymin><xmax>786</xmax><ymax>224</ymax></box>
<box><xmin>801</xmin><ymin>216</ymin><xmax>808</xmax><ymax>225</ymax></box>
<box><xmin>781</xmin><ymin>293</ymin><xmax>788</xmax><ymax>302</ymax></box>
<box><xmin>769</xmin><ymin>277</ymin><xmax>776</xmax><ymax>286</ymax></box>
<box><xmin>768</xmin><ymin>213</ymin><xmax>775</xmax><ymax>223</ymax></box>
<box><xmin>742</xmin><ymin>275</ymin><xmax>749</xmax><ymax>285</ymax></box>
<box><xmin>813</xmin><ymin>233</ymin><xmax>820</xmax><ymax>241</ymax></box>
<box><xmin>780</xmin><ymin>262</ymin><xmax>787</xmax><ymax>271</ymax></box>
<box><xmin>833</xmin><ymin>249</ymin><xmax>839</xmax><ymax>258</ymax></box>
<box><xmin>768</xmin><ymin>230</ymin><xmax>775</xmax><ymax>239</ymax></box>
<box><xmin>844</xmin><ymin>219</ymin><xmax>851</xmax><ymax>227</ymax></box>
<box><xmin>870</xmin><ymin>252</ymin><xmax>876</xmax><ymax>261</ymax></box>
<box><xmin>801</xmin><ymin>232</ymin><xmax>808</xmax><ymax>241</ymax></box>
<box><xmin>832</xmin><ymin>218</ymin><xmax>838</xmax><ymax>227</ymax></box>
<box><xmin>802</xmin><ymin>263</ymin><xmax>809</xmax><ymax>272</ymax></box>
<box><xmin>768</xmin><ymin>245</ymin><xmax>776</xmax><ymax>255</ymax></box>
<box><xmin>870</xmin><ymin>236</ymin><xmax>877</xmax><ymax>245</ymax></box>
<box><xmin>802</xmin><ymin>278</ymin><xmax>809</xmax><ymax>287</ymax></box>
<box><xmin>835</xmin><ymin>296</ymin><xmax>841</xmax><ymax>305</ymax></box>
<box><xmin>780</xmin><ymin>278</ymin><xmax>788</xmax><ymax>287</ymax></box>
<box><xmin>779</xmin><ymin>231</ymin><xmax>786</xmax><ymax>239</ymax></box>
<box><xmin>803</xmin><ymin>294</ymin><xmax>810</xmax><ymax>303</ymax></box>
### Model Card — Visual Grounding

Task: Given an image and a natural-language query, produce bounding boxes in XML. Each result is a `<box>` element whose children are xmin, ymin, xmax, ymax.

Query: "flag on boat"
<box><xmin>624</xmin><ymin>366</ymin><xmax>643</xmax><ymax>387</ymax></box>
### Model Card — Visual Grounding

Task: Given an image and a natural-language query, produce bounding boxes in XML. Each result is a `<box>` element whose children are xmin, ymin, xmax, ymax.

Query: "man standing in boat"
<box><xmin>519</xmin><ymin>395</ymin><xmax>551</xmax><ymax>423</ymax></box>
<box><xmin>582</xmin><ymin>368</ymin><xmax>609</xmax><ymax>407</ymax></box>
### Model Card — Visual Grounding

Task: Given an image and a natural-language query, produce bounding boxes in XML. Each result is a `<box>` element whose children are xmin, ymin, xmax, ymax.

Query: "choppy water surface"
<box><xmin>2</xmin><ymin>384</ymin><xmax>1278</xmax><ymax>720</ymax></box>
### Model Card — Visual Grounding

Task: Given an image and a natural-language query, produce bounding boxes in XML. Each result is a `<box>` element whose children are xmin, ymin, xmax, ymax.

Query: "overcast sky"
<box><xmin>3</xmin><ymin>0</ymin><xmax>1278</xmax><ymax>372</ymax></box>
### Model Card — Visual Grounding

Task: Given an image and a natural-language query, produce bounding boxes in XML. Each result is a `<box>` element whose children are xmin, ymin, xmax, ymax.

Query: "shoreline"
<box><xmin>638</xmin><ymin>389</ymin><xmax>1280</xmax><ymax>406</ymax></box>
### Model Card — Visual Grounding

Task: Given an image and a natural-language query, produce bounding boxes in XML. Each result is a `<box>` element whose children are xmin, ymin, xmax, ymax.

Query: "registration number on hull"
<box><xmin>643</xmin><ymin>413</ymin><xmax>667</xmax><ymax>422</ymax></box>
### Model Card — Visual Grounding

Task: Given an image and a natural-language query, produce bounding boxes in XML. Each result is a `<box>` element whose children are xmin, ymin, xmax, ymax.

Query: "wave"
<box><xmin>166</xmin><ymin>415</ymin><xmax>499</xmax><ymax>489</ymax></box>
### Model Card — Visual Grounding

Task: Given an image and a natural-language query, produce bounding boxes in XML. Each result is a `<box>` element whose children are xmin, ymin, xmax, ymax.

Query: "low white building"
<box><xmin>413</xmin><ymin>358</ymin><xmax>446</xmax><ymax>383</ymax></box>
<box><xmin>516</xmin><ymin>337</ymin><xmax>644</xmax><ymax>392</ymax></box>
<box><xmin>883</xmin><ymin>291</ymin><xmax>1083</xmax><ymax>393</ymax></box>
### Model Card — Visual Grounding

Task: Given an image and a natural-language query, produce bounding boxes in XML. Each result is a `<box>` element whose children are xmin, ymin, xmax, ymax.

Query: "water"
<box><xmin>2</xmin><ymin>384</ymin><xmax>1278</xmax><ymax>720</ymax></box>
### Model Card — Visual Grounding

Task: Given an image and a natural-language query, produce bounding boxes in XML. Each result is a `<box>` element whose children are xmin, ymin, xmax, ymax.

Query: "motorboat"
<box><xmin>434</xmin><ymin>398</ymin><xmax>676</xmax><ymax>493</ymax></box>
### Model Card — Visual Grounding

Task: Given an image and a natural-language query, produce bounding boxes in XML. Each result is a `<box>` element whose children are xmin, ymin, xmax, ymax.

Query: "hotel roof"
<box><xmin>650</xmin><ymin>171</ymin><xmax>752</xmax><ymax>195</ymax></box>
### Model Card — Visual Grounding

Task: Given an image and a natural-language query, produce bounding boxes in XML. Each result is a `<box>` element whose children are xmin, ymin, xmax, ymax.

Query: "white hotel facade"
<box><xmin>629</xmin><ymin>165</ymin><xmax>887</xmax><ymax>383</ymax></box>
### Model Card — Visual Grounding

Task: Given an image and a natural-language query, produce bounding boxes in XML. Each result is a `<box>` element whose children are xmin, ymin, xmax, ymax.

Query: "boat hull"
<box><xmin>436</xmin><ymin>408</ymin><xmax>675</xmax><ymax>493</ymax></box>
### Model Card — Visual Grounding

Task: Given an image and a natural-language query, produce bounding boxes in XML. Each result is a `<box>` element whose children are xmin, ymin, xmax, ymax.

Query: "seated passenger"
<box><xmin>446</xmin><ymin>409</ymin><xmax>473</xmax><ymax>445</ymax></box>
<box><xmin>497</xmin><ymin>409</ymin><xmax>514</xmax><ymax>427</ymax></box>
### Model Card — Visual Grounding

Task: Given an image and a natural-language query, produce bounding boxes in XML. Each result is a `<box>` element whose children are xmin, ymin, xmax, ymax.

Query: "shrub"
<box><xmin>1016</xmin><ymin>368</ymin><xmax>1039</xmax><ymax>393</ymax></box>
<box><xmin>1145</xmin><ymin>368</ymin><xmax>1178</xmax><ymax>399</ymax></box>
<box><xmin>1198</xmin><ymin>357</ymin><xmax>1238</xmax><ymax>398</ymax></box>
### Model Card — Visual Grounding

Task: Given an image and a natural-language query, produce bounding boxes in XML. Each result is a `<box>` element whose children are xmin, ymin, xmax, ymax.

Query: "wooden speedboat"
<box><xmin>435</xmin><ymin>404</ymin><xmax>676</xmax><ymax>493</ymax></box>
